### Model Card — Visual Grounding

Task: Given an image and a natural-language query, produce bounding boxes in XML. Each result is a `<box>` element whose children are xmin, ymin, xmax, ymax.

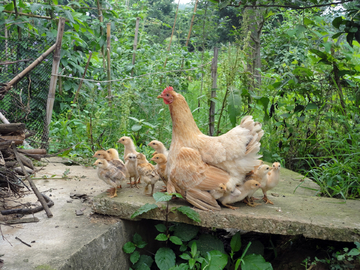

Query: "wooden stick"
<box><xmin>0</xmin><ymin>112</ymin><xmax>10</xmax><ymax>124</ymax></box>
<box><xmin>1</xmin><ymin>193</ymin><xmax>53</xmax><ymax>215</ymax></box>
<box><xmin>96</xmin><ymin>0</ymin><xmax>105</xmax><ymax>69</ymax></box>
<box><xmin>0</xmin><ymin>59</ymin><xmax>32</xmax><ymax>65</ymax></box>
<box><xmin>106</xmin><ymin>23</ymin><xmax>112</xmax><ymax>104</ymax></box>
<box><xmin>18</xmin><ymin>149</ymin><xmax>46</xmax><ymax>155</ymax></box>
<box><xmin>185</xmin><ymin>0</ymin><xmax>199</xmax><ymax>47</ymax></box>
<box><xmin>209</xmin><ymin>47</ymin><xmax>218</xmax><ymax>136</ymax></box>
<box><xmin>0</xmin><ymin>123</ymin><xmax>25</xmax><ymax>133</ymax></box>
<box><xmin>164</xmin><ymin>0</ymin><xmax>180</xmax><ymax>68</ymax></box>
<box><xmin>73</xmin><ymin>52</ymin><xmax>92</xmax><ymax>104</ymax></box>
<box><xmin>131</xmin><ymin>17</ymin><xmax>140</xmax><ymax>77</ymax></box>
<box><xmin>11</xmin><ymin>143</ymin><xmax>53</xmax><ymax>218</ymax></box>
<box><xmin>2</xmin><ymin>10</ymin><xmax>52</xmax><ymax>20</ymax></box>
<box><xmin>46</xmin><ymin>18</ymin><xmax>65</xmax><ymax>127</ymax></box>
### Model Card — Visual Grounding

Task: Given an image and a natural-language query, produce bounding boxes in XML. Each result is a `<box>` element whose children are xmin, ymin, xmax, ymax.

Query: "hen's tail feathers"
<box><xmin>186</xmin><ymin>189</ymin><xmax>221</xmax><ymax>211</ymax></box>
<box><xmin>240</xmin><ymin>116</ymin><xmax>264</xmax><ymax>141</ymax></box>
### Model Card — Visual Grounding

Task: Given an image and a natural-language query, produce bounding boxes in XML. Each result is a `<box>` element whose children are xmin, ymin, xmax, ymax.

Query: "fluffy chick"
<box><xmin>244</xmin><ymin>164</ymin><xmax>271</xmax><ymax>207</ymax></box>
<box><xmin>210</xmin><ymin>183</ymin><xmax>227</xmax><ymax>200</ymax></box>
<box><xmin>118</xmin><ymin>136</ymin><xmax>139</xmax><ymax>160</ymax></box>
<box><xmin>151</xmin><ymin>153</ymin><xmax>168</xmax><ymax>191</ymax></box>
<box><xmin>125</xmin><ymin>153</ymin><xmax>139</xmax><ymax>188</ymax></box>
<box><xmin>219</xmin><ymin>180</ymin><xmax>261</xmax><ymax>210</ymax></box>
<box><xmin>148</xmin><ymin>140</ymin><xmax>168</xmax><ymax>157</ymax></box>
<box><xmin>137</xmin><ymin>153</ymin><xmax>160</xmax><ymax>196</ymax></box>
<box><xmin>93</xmin><ymin>159</ymin><xmax>125</xmax><ymax>198</ymax></box>
<box><xmin>261</xmin><ymin>162</ymin><xmax>281</xmax><ymax>204</ymax></box>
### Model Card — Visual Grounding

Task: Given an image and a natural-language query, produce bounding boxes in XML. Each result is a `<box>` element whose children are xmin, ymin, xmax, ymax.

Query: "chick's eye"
<box><xmin>153</xmin><ymin>143</ymin><xmax>156</xmax><ymax>145</ymax></box>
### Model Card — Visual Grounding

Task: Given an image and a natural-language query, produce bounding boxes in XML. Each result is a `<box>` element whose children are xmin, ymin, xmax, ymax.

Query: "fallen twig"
<box><xmin>1</xmin><ymin>193</ymin><xmax>54</xmax><ymax>215</ymax></box>
<box><xmin>15</xmin><ymin>236</ymin><xmax>31</xmax><ymax>247</ymax></box>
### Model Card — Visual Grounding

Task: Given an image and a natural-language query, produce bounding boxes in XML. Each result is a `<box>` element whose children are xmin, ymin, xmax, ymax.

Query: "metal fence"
<box><xmin>0</xmin><ymin>38</ymin><xmax>55</xmax><ymax>149</ymax></box>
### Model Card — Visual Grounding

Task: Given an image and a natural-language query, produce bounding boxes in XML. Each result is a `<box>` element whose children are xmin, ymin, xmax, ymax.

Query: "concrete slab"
<box><xmin>1</xmin><ymin>158</ymin><xmax>360</xmax><ymax>270</ymax></box>
<box><xmin>92</xmin><ymin>162</ymin><xmax>360</xmax><ymax>243</ymax></box>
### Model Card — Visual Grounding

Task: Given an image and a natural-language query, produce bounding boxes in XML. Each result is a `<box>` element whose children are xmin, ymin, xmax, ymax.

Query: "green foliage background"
<box><xmin>1</xmin><ymin>0</ymin><xmax>359</xmax><ymax>199</ymax></box>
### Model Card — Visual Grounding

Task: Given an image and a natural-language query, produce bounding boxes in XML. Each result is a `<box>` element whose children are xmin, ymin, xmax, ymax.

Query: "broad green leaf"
<box><xmin>180</xmin><ymin>253</ymin><xmax>191</xmax><ymax>260</ymax></box>
<box><xmin>155</xmin><ymin>247</ymin><xmax>176</xmax><ymax>270</ymax></box>
<box><xmin>309</xmin><ymin>49</ymin><xmax>327</xmax><ymax>59</ymax></box>
<box><xmin>170</xmin><ymin>236</ymin><xmax>183</xmax><ymax>245</ymax></box>
<box><xmin>131</xmin><ymin>124</ymin><xmax>142</xmax><ymax>131</ymax></box>
<box><xmin>18</xmin><ymin>0</ymin><xmax>26</xmax><ymax>8</ymax></box>
<box><xmin>332</xmin><ymin>16</ymin><xmax>343</xmax><ymax>29</ymax></box>
<box><xmin>227</xmin><ymin>88</ymin><xmax>241</xmax><ymax>127</ymax></box>
<box><xmin>130</xmin><ymin>251</ymin><xmax>140</xmax><ymax>264</ymax></box>
<box><xmin>131</xmin><ymin>203</ymin><xmax>158</xmax><ymax>219</ymax></box>
<box><xmin>332</xmin><ymin>32</ymin><xmax>344</xmax><ymax>39</ymax></box>
<box><xmin>295</xmin><ymin>24</ymin><xmax>306</xmax><ymax>36</ymax></box>
<box><xmin>176</xmin><ymin>206</ymin><xmax>201</xmax><ymax>223</ymax></box>
<box><xmin>191</xmin><ymin>241</ymin><xmax>197</xmax><ymax>258</ymax></box>
<box><xmin>348</xmin><ymin>248</ymin><xmax>360</xmax><ymax>256</ymax></box>
<box><xmin>303</xmin><ymin>18</ymin><xmax>313</xmax><ymax>26</ymax></box>
<box><xmin>169</xmin><ymin>263</ymin><xmax>189</xmax><ymax>270</ymax></box>
<box><xmin>196</xmin><ymin>234</ymin><xmax>225</xmax><ymax>257</ymax></box>
<box><xmin>206</xmin><ymin>250</ymin><xmax>228</xmax><ymax>270</ymax></box>
<box><xmin>123</xmin><ymin>241</ymin><xmax>136</xmax><ymax>254</ymax></box>
<box><xmin>155</xmin><ymin>233</ymin><xmax>168</xmax><ymax>241</ymax></box>
<box><xmin>241</xmin><ymin>254</ymin><xmax>273</xmax><ymax>270</ymax></box>
<box><xmin>133</xmin><ymin>233</ymin><xmax>147</xmax><ymax>248</ymax></box>
<box><xmin>174</xmin><ymin>223</ymin><xmax>199</xmax><ymax>242</ymax></box>
<box><xmin>134</xmin><ymin>254</ymin><xmax>153</xmax><ymax>270</ymax></box>
<box><xmin>4</xmin><ymin>2</ymin><xmax>14</xmax><ymax>11</ymax></box>
<box><xmin>153</xmin><ymin>192</ymin><xmax>172</xmax><ymax>202</ymax></box>
<box><xmin>64</xmin><ymin>10</ymin><xmax>75</xmax><ymax>24</ymax></box>
<box><xmin>0</xmin><ymin>6</ymin><xmax>4</xmax><ymax>12</ymax></box>
<box><xmin>293</xmin><ymin>67</ymin><xmax>313</xmax><ymax>77</ymax></box>
<box><xmin>230</xmin><ymin>232</ymin><xmax>241</xmax><ymax>252</ymax></box>
<box><xmin>30</xmin><ymin>3</ymin><xmax>42</xmax><ymax>13</ymax></box>
<box><xmin>280</xmin><ymin>113</ymin><xmax>291</xmax><ymax>118</ymax></box>
<box><xmin>305</xmin><ymin>103</ymin><xmax>318</xmax><ymax>111</ymax></box>
<box><xmin>155</xmin><ymin>223</ymin><xmax>167</xmax><ymax>233</ymax></box>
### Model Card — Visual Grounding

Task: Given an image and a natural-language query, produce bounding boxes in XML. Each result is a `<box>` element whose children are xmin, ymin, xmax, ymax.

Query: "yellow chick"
<box><xmin>261</xmin><ymin>162</ymin><xmax>281</xmax><ymax>204</ymax></box>
<box><xmin>137</xmin><ymin>153</ymin><xmax>160</xmax><ymax>196</ymax></box>
<box><xmin>118</xmin><ymin>136</ymin><xmax>139</xmax><ymax>160</ymax></box>
<box><xmin>150</xmin><ymin>153</ymin><xmax>168</xmax><ymax>191</ymax></box>
<box><xmin>125</xmin><ymin>153</ymin><xmax>139</xmax><ymax>188</ymax></box>
<box><xmin>219</xmin><ymin>180</ymin><xmax>261</xmax><ymax>210</ymax></box>
<box><xmin>93</xmin><ymin>159</ymin><xmax>125</xmax><ymax>198</ymax></box>
<box><xmin>244</xmin><ymin>164</ymin><xmax>271</xmax><ymax>207</ymax></box>
<box><xmin>210</xmin><ymin>183</ymin><xmax>227</xmax><ymax>200</ymax></box>
<box><xmin>148</xmin><ymin>140</ymin><xmax>168</xmax><ymax>157</ymax></box>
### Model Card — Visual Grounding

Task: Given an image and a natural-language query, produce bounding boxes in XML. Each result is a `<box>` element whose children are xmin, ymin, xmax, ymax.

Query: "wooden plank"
<box><xmin>0</xmin><ymin>123</ymin><xmax>25</xmax><ymax>134</ymax></box>
<box><xmin>0</xmin><ymin>135</ymin><xmax>25</xmax><ymax>145</ymax></box>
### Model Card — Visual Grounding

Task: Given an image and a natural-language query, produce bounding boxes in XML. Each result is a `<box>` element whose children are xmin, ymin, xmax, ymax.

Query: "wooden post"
<box><xmin>106</xmin><ymin>22</ymin><xmax>112</xmax><ymax>104</ymax></box>
<box><xmin>164</xmin><ymin>0</ymin><xmax>180</xmax><ymax>68</ymax></box>
<box><xmin>209</xmin><ymin>47</ymin><xmax>218</xmax><ymax>136</ymax></box>
<box><xmin>73</xmin><ymin>52</ymin><xmax>92</xmax><ymax>104</ymax></box>
<box><xmin>46</xmin><ymin>18</ymin><xmax>65</xmax><ymax>128</ymax></box>
<box><xmin>185</xmin><ymin>0</ymin><xmax>199</xmax><ymax>47</ymax></box>
<box><xmin>5</xmin><ymin>23</ymin><xmax>8</xmax><ymax>73</ymax></box>
<box><xmin>131</xmin><ymin>17</ymin><xmax>140</xmax><ymax>77</ymax></box>
<box><xmin>96</xmin><ymin>0</ymin><xmax>105</xmax><ymax>69</ymax></box>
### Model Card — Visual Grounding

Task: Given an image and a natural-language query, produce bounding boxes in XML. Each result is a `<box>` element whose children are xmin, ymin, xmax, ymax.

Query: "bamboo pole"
<box><xmin>164</xmin><ymin>0</ymin><xmax>181</xmax><ymax>68</ymax></box>
<box><xmin>131</xmin><ymin>17</ymin><xmax>140</xmax><ymax>77</ymax></box>
<box><xmin>106</xmin><ymin>23</ymin><xmax>112</xmax><ymax>104</ymax></box>
<box><xmin>73</xmin><ymin>52</ymin><xmax>92</xmax><ymax>104</ymax></box>
<box><xmin>209</xmin><ymin>47</ymin><xmax>218</xmax><ymax>136</ymax></box>
<box><xmin>96</xmin><ymin>0</ymin><xmax>105</xmax><ymax>70</ymax></box>
<box><xmin>46</xmin><ymin>18</ymin><xmax>65</xmax><ymax>127</ymax></box>
<box><xmin>11</xmin><ymin>143</ymin><xmax>53</xmax><ymax>218</ymax></box>
<box><xmin>185</xmin><ymin>0</ymin><xmax>199</xmax><ymax>47</ymax></box>
<box><xmin>2</xmin><ymin>10</ymin><xmax>52</xmax><ymax>20</ymax></box>
<box><xmin>0</xmin><ymin>43</ymin><xmax>56</xmax><ymax>98</ymax></box>
<box><xmin>4</xmin><ymin>21</ymin><xmax>8</xmax><ymax>73</ymax></box>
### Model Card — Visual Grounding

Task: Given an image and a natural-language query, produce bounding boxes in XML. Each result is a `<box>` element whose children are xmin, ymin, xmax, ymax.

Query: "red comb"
<box><xmin>162</xmin><ymin>86</ymin><xmax>174</xmax><ymax>94</ymax></box>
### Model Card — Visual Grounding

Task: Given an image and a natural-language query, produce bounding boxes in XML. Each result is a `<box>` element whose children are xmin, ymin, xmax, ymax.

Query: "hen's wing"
<box><xmin>170</xmin><ymin>147</ymin><xmax>230</xmax><ymax>211</ymax></box>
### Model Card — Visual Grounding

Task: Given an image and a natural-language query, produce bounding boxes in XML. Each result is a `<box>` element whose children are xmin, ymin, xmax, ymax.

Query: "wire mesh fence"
<box><xmin>0</xmin><ymin>37</ymin><xmax>55</xmax><ymax>149</ymax></box>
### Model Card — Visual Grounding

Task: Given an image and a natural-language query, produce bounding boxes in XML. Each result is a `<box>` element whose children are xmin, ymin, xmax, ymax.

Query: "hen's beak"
<box><xmin>157</xmin><ymin>94</ymin><xmax>164</xmax><ymax>99</ymax></box>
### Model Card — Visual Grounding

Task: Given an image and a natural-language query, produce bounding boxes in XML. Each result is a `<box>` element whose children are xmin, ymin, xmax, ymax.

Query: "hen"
<box><xmin>93</xmin><ymin>159</ymin><xmax>125</xmax><ymax>198</ymax></box>
<box><xmin>158</xmin><ymin>86</ymin><xmax>264</xmax><ymax>195</ymax></box>
<box><xmin>169</xmin><ymin>147</ymin><xmax>230</xmax><ymax>211</ymax></box>
<box><xmin>137</xmin><ymin>153</ymin><xmax>160</xmax><ymax>196</ymax></box>
<box><xmin>148</xmin><ymin>140</ymin><xmax>168</xmax><ymax>157</ymax></box>
<box><xmin>261</xmin><ymin>162</ymin><xmax>281</xmax><ymax>204</ymax></box>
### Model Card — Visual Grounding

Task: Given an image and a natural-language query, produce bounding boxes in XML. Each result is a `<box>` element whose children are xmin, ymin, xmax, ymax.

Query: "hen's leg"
<box><xmin>262</xmin><ymin>194</ymin><xmax>274</xmax><ymax>204</ymax></box>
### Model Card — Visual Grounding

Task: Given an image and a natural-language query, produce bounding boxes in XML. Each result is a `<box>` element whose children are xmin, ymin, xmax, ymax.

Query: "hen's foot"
<box><xmin>263</xmin><ymin>195</ymin><xmax>274</xmax><ymax>205</ymax></box>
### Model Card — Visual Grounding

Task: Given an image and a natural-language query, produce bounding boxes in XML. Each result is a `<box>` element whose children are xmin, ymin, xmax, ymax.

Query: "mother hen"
<box><xmin>158</xmin><ymin>86</ymin><xmax>263</xmax><ymax>210</ymax></box>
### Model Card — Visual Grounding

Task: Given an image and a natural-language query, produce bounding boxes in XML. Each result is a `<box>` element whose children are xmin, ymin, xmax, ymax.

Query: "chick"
<box><xmin>118</xmin><ymin>136</ymin><xmax>139</xmax><ymax>160</ymax></box>
<box><xmin>93</xmin><ymin>159</ymin><xmax>125</xmax><ymax>198</ymax></box>
<box><xmin>261</xmin><ymin>162</ymin><xmax>281</xmax><ymax>204</ymax></box>
<box><xmin>93</xmin><ymin>149</ymin><xmax>126</xmax><ymax>189</ymax></box>
<box><xmin>244</xmin><ymin>164</ymin><xmax>271</xmax><ymax>207</ymax></box>
<box><xmin>125</xmin><ymin>153</ymin><xmax>139</xmax><ymax>188</ymax></box>
<box><xmin>219</xmin><ymin>180</ymin><xmax>261</xmax><ymax>210</ymax></box>
<box><xmin>148</xmin><ymin>140</ymin><xmax>168</xmax><ymax>157</ymax></box>
<box><xmin>210</xmin><ymin>183</ymin><xmax>227</xmax><ymax>200</ymax></box>
<box><xmin>151</xmin><ymin>153</ymin><xmax>168</xmax><ymax>192</ymax></box>
<box><xmin>137</xmin><ymin>153</ymin><xmax>160</xmax><ymax>196</ymax></box>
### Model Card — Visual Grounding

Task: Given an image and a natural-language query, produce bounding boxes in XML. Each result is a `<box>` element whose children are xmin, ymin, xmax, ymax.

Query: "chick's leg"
<box><xmin>244</xmin><ymin>196</ymin><xmax>261</xmax><ymax>207</ymax></box>
<box><xmin>221</xmin><ymin>203</ymin><xmax>238</xmax><ymax>210</ymax></box>
<box><xmin>262</xmin><ymin>194</ymin><xmax>274</xmax><ymax>205</ymax></box>
<box><xmin>110</xmin><ymin>188</ymin><xmax>118</xmax><ymax>198</ymax></box>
